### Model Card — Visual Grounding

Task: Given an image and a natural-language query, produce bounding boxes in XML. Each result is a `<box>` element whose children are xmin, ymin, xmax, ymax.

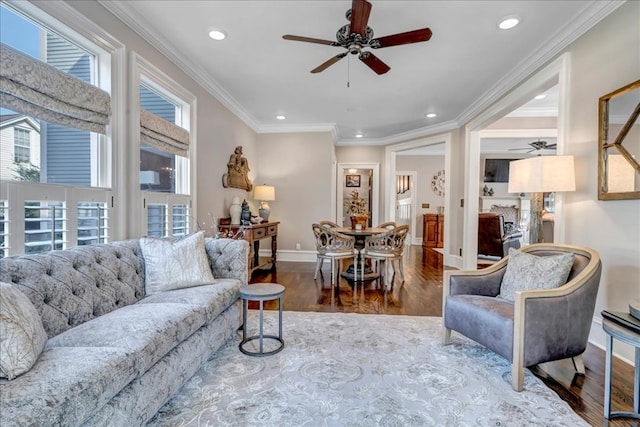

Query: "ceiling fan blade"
<box><xmin>508</xmin><ymin>147</ymin><xmax>529</xmax><ymax>151</ymax></box>
<box><xmin>311</xmin><ymin>53</ymin><xmax>347</xmax><ymax>73</ymax></box>
<box><xmin>359</xmin><ymin>51</ymin><xmax>390</xmax><ymax>75</ymax></box>
<box><xmin>545</xmin><ymin>144</ymin><xmax>557</xmax><ymax>149</ymax></box>
<box><xmin>372</xmin><ymin>28</ymin><xmax>433</xmax><ymax>48</ymax></box>
<box><xmin>283</xmin><ymin>34</ymin><xmax>337</xmax><ymax>46</ymax></box>
<box><xmin>349</xmin><ymin>0</ymin><xmax>372</xmax><ymax>37</ymax></box>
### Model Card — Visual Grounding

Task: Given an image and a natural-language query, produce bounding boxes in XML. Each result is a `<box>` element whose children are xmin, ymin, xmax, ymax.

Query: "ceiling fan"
<box><xmin>282</xmin><ymin>0</ymin><xmax>432</xmax><ymax>75</ymax></box>
<box><xmin>508</xmin><ymin>139</ymin><xmax>557</xmax><ymax>153</ymax></box>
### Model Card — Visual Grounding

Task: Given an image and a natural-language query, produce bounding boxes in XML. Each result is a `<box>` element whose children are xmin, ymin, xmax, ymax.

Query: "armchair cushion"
<box><xmin>498</xmin><ymin>247</ymin><xmax>574</xmax><ymax>301</ymax></box>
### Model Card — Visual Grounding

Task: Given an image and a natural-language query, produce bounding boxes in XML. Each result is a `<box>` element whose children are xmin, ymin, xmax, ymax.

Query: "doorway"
<box><xmin>462</xmin><ymin>53</ymin><xmax>570</xmax><ymax>270</ymax></box>
<box><xmin>337</xmin><ymin>163</ymin><xmax>379</xmax><ymax>227</ymax></box>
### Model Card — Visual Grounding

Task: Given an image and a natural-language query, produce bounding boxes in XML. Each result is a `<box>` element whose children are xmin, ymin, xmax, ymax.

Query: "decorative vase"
<box><xmin>351</xmin><ymin>214</ymin><xmax>368</xmax><ymax>229</ymax></box>
<box><xmin>230</xmin><ymin>196</ymin><xmax>242</xmax><ymax>225</ymax></box>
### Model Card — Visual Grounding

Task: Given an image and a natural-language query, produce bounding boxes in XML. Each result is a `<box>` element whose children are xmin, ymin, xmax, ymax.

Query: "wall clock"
<box><xmin>431</xmin><ymin>170</ymin><xmax>445</xmax><ymax>196</ymax></box>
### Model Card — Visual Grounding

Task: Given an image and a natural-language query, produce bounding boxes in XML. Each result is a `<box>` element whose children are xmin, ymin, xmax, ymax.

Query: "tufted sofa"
<box><xmin>0</xmin><ymin>237</ymin><xmax>249</xmax><ymax>426</ymax></box>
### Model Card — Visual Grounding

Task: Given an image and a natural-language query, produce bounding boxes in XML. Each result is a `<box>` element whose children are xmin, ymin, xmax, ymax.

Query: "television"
<box><xmin>483</xmin><ymin>159</ymin><xmax>517</xmax><ymax>183</ymax></box>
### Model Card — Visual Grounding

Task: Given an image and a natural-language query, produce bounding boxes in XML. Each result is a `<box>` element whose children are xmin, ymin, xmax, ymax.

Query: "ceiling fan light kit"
<box><xmin>283</xmin><ymin>0</ymin><xmax>432</xmax><ymax>75</ymax></box>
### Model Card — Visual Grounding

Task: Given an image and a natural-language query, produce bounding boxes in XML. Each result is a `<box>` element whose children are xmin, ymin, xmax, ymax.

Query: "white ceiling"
<box><xmin>102</xmin><ymin>1</ymin><xmax>618</xmax><ymax>145</ymax></box>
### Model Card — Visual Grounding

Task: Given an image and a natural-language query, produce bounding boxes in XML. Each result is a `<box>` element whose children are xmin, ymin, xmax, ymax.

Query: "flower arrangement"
<box><xmin>344</xmin><ymin>190</ymin><xmax>368</xmax><ymax>216</ymax></box>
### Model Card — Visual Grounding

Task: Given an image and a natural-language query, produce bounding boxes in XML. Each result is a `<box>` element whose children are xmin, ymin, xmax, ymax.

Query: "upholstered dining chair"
<box><xmin>360</xmin><ymin>225</ymin><xmax>409</xmax><ymax>289</ymax></box>
<box><xmin>443</xmin><ymin>243</ymin><xmax>602</xmax><ymax>391</ymax></box>
<box><xmin>312</xmin><ymin>223</ymin><xmax>359</xmax><ymax>286</ymax></box>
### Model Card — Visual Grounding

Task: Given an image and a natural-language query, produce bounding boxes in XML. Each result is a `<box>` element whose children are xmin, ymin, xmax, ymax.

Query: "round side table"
<box><xmin>239</xmin><ymin>283</ymin><xmax>285</xmax><ymax>357</ymax></box>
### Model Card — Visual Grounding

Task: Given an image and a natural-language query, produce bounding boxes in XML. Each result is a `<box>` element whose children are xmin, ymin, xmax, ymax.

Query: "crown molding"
<box><xmin>337</xmin><ymin>120</ymin><xmax>459</xmax><ymax>146</ymax></box>
<box><xmin>456</xmin><ymin>0</ymin><xmax>624</xmax><ymax>126</ymax></box>
<box><xmin>98</xmin><ymin>0</ymin><xmax>260</xmax><ymax>132</ymax></box>
<box><xmin>257</xmin><ymin>123</ymin><xmax>337</xmax><ymax>134</ymax></box>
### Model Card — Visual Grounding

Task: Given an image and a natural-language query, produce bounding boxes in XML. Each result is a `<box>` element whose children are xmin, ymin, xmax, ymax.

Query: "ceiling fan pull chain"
<box><xmin>347</xmin><ymin>55</ymin><xmax>350</xmax><ymax>88</ymax></box>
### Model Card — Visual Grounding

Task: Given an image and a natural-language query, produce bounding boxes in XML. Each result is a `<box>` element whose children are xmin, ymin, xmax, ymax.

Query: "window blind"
<box><xmin>139</xmin><ymin>108</ymin><xmax>189</xmax><ymax>157</ymax></box>
<box><xmin>0</xmin><ymin>42</ymin><xmax>110</xmax><ymax>134</ymax></box>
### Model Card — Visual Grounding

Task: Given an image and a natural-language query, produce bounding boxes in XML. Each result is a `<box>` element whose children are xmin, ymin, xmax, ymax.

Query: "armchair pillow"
<box><xmin>498</xmin><ymin>247</ymin><xmax>574</xmax><ymax>301</ymax></box>
<box><xmin>140</xmin><ymin>231</ymin><xmax>216</xmax><ymax>295</ymax></box>
<box><xmin>0</xmin><ymin>282</ymin><xmax>48</xmax><ymax>380</ymax></box>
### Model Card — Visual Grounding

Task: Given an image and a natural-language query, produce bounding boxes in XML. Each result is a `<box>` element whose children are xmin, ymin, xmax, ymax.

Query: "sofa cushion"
<box><xmin>499</xmin><ymin>247</ymin><xmax>574</xmax><ymax>301</ymax></box>
<box><xmin>0</xmin><ymin>282</ymin><xmax>48</xmax><ymax>380</ymax></box>
<box><xmin>46</xmin><ymin>303</ymin><xmax>206</xmax><ymax>377</ymax></box>
<box><xmin>444</xmin><ymin>294</ymin><xmax>514</xmax><ymax>361</ymax></box>
<box><xmin>0</xmin><ymin>346</ymin><xmax>136</xmax><ymax>426</ymax></box>
<box><xmin>138</xmin><ymin>279</ymin><xmax>241</xmax><ymax>323</ymax></box>
<box><xmin>140</xmin><ymin>231</ymin><xmax>216</xmax><ymax>295</ymax></box>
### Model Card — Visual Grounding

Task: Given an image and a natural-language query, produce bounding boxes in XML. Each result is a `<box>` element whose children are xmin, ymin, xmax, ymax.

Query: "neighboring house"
<box><xmin>0</xmin><ymin>114</ymin><xmax>41</xmax><ymax>182</ymax></box>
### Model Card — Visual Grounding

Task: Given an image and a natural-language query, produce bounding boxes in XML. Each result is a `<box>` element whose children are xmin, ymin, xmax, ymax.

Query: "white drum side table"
<box><xmin>602</xmin><ymin>311</ymin><xmax>640</xmax><ymax>420</ymax></box>
<box><xmin>239</xmin><ymin>283</ymin><xmax>285</xmax><ymax>357</ymax></box>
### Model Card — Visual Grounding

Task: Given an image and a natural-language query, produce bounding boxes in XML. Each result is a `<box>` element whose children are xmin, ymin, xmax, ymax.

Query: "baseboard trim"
<box><xmin>260</xmin><ymin>249</ymin><xmax>317</xmax><ymax>263</ymax></box>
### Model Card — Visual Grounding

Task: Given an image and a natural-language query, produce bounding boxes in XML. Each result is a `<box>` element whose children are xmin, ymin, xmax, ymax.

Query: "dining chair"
<box><xmin>360</xmin><ymin>225</ymin><xmax>409</xmax><ymax>289</ymax></box>
<box><xmin>377</xmin><ymin>221</ymin><xmax>397</xmax><ymax>230</ymax></box>
<box><xmin>319</xmin><ymin>220</ymin><xmax>340</xmax><ymax>229</ymax></box>
<box><xmin>312</xmin><ymin>223</ymin><xmax>359</xmax><ymax>286</ymax></box>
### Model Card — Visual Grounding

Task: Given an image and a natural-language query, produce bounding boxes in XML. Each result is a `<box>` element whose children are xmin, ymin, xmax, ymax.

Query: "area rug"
<box><xmin>148</xmin><ymin>311</ymin><xmax>587</xmax><ymax>426</ymax></box>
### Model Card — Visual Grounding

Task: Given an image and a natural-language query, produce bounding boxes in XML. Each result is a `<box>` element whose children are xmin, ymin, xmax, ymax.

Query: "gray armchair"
<box><xmin>442</xmin><ymin>243</ymin><xmax>602</xmax><ymax>391</ymax></box>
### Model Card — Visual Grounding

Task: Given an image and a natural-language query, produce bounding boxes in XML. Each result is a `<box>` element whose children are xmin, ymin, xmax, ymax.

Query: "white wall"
<box><xmin>561</xmin><ymin>1</ymin><xmax>640</xmax><ymax>362</ymax></box>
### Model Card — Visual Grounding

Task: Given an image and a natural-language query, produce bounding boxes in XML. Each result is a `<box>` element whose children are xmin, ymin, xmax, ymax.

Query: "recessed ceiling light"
<box><xmin>355</xmin><ymin>133</ymin><xmax>364</xmax><ymax>138</ymax></box>
<box><xmin>208</xmin><ymin>29</ymin><xmax>227</xmax><ymax>40</ymax></box>
<box><xmin>498</xmin><ymin>17</ymin><xmax>519</xmax><ymax>30</ymax></box>
<box><xmin>426</xmin><ymin>113</ymin><xmax>437</xmax><ymax>118</ymax></box>
<box><xmin>276</xmin><ymin>115</ymin><xmax>286</xmax><ymax>120</ymax></box>
<box><xmin>534</xmin><ymin>94</ymin><xmax>547</xmax><ymax>100</ymax></box>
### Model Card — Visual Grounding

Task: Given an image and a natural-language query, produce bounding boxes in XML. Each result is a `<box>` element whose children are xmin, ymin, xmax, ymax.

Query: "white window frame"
<box><xmin>131</xmin><ymin>52</ymin><xmax>197</xmax><ymax>238</ymax></box>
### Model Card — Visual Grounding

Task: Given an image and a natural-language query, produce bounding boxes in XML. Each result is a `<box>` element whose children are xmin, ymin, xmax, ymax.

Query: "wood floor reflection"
<box><xmin>250</xmin><ymin>245</ymin><xmax>634</xmax><ymax>426</ymax></box>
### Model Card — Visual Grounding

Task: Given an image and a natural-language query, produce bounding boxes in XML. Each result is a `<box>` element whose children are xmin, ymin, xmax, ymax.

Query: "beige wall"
<box><xmin>558</xmin><ymin>0</ymin><xmax>640</xmax><ymax>360</ymax></box>
<box><xmin>256</xmin><ymin>132</ymin><xmax>335</xmax><ymax>252</ymax></box>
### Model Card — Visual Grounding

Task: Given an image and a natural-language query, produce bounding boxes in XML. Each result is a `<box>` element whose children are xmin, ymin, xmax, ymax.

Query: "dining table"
<box><xmin>335</xmin><ymin>226</ymin><xmax>389</xmax><ymax>281</ymax></box>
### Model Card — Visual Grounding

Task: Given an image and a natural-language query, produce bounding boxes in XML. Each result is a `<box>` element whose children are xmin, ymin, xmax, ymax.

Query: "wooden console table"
<box><xmin>218</xmin><ymin>221</ymin><xmax>279</xmax><ymax>275</ymax></box>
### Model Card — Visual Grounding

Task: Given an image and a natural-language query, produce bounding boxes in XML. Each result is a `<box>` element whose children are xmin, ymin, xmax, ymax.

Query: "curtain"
<box><xmin>0</xmin><ymin>43</ymin><xmax>110</xmax><ymax>134</ymax></box>
<box><xmin>139</xmin><ymin>108</ymin><xmax>189</xmax><ymax>157</ymax></box>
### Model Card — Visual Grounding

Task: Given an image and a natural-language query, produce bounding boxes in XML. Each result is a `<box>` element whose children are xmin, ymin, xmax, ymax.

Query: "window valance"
<box><xmin>140</xmin><ymin>108</ymin><xmax>189</xmax><ymax>157</ymax></box>
<box><xmin>0</xmin><ymin>43</ymin><xmax>110</xmax><ymax>134</ymax></box>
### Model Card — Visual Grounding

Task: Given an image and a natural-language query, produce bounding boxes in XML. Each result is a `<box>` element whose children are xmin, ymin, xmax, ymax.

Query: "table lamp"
<box><xmin>508</xmin><ymin>155</ymin><xmax>575</xmax><ymax>244</ymax></box>
<box><xmin>253</xmin><ymin>185</ymin><xmax>275</xmax><ymax>222</ymax></box>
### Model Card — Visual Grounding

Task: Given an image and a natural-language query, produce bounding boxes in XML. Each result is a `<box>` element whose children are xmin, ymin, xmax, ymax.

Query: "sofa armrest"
<box><xmin>512</xmin><ymin>250</ymin><xmax>602</xmax><ymax>368</ymax></box>
<box><xmin>204</xmin><ymin>238</ymin><xmax>250</xmax><ymax>285</ymax></box>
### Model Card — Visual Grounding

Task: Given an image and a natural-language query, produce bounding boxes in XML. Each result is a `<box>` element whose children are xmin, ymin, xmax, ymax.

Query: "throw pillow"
<box><xmin>140</xmin><ymin>231</ymin><xmax>216</xmax><ymax>295</ymax></box>
<box><xmin>499</xmin><ymin>247</ymin><xmax>574</xmax><ymax>301</ymax></box>
<box><xmin>0</xmin><ymin>282</ymin><xmax>48</xmax><ymax>380</ymax></box>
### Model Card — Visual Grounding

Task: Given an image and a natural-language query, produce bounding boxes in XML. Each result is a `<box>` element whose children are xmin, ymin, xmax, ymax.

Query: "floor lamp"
<box><xmin>508</xmin><ymin>155</ymin><xmax>576</xmax><ymax>244</ymax></box>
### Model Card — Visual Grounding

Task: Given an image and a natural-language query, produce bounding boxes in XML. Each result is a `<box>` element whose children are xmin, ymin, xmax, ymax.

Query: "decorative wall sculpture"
<box><xmin>222</xmin><ymin>146</ymin><xmax>253</xmax><ymax>191</ymax></box>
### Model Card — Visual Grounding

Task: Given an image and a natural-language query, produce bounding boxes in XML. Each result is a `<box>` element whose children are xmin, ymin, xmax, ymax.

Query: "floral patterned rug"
<box><xmin>148</xmin><ymin>311</ymin><xmax>587</xmax><ymax>426</ymax></box>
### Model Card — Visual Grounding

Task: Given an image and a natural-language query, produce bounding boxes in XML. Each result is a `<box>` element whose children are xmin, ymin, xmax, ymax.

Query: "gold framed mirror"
<box><xmin>598</xmin><ymin>79</ymin><xmax>640</xmax><ymax>200</ymax></box>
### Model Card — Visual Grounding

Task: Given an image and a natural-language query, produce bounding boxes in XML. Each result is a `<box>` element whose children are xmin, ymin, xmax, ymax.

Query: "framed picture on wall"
<box><xmin>346</xmin><ymin>175</ymin><xmax>361</xmax><ymax>187</ymax></box>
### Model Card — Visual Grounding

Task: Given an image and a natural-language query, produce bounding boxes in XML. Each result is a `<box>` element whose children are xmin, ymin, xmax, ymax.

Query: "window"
<box><xmin>77</xmin><ymin>202</ymin><xmax>108</xmax><ymax>245</ymax></box>
<box><xmin>135</xmin><ymin>54</ymin><xmax>195</xmax><ymax>238</ymax></box>
<box><xmin>0</xmin><ymin>2</ymin><xmax>121</xmax><ymax>256</ymax></box>
<box><xmin>14</xmin><ymin>128</ymin><xmax>30</xmax><ymax>163</ymax></box>
<box><xmin>24</xmin><ymin>201</ymin><xmax>66</xmax><ymax>253</ymax></box>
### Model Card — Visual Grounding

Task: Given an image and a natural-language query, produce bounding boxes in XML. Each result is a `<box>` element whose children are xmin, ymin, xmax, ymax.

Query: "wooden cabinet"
<box><xmin>218</xmin><ymin>221</ymin><xmax>279</xmax><ymax>275</ymax></box>
<box><xmin>423</xmin><ymin>213</ymin><xmax>444</xmax><ymax>249</ymax></box>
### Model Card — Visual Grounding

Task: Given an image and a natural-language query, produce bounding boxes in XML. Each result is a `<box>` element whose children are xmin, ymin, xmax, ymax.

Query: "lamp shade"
<box><xmin>253</xmin><ymin>185</ymin><xmax>275</xmax><ymax>201</ymax></box>
<box><xmin>508</xmin><ymin>155</ymin><xmax>576</xmax><ymax>193</ymax></box>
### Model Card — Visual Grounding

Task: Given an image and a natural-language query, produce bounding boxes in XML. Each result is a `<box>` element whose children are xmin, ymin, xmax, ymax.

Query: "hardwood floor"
<box><xmin>250</xmin><ymin>245</ymin><xmax>636</xmax><ymax>426</ymax></box>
